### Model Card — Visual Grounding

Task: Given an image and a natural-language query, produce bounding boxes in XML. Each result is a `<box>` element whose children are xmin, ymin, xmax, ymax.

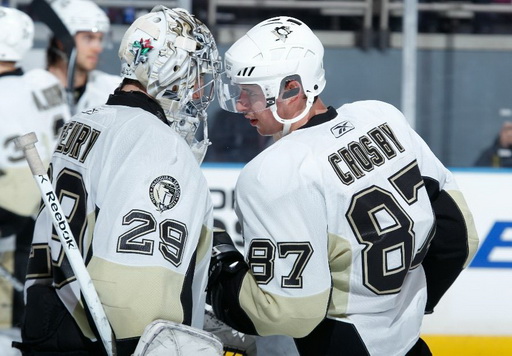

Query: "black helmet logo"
<box><xmin>272</xmin><ymin>26</ymin><xmax>292</xmax><ymax>42</ymax></box>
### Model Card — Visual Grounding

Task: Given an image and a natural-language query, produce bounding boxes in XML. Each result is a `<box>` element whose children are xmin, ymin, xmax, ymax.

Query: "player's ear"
<box><xmin>281</xmin><ymin>80</ymin><xmax>301</xmax><ymax>100</ymax></box>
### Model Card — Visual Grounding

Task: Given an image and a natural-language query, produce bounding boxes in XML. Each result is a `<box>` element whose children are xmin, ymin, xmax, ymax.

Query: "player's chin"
<box><xmin>86</xmin><ymin>59</ymin><xmax>98</xmax><ymax>70</ymax></box>
<box><xmin>256</xmin><ymin>126</ymin><xmax>273</xmax><ymax>136</ymax></box>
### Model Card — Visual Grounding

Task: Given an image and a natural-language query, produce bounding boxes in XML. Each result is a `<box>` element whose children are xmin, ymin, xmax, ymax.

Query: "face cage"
<box><xmin>157</xmin><ymin>54</ymin><xmax>218</xmax><ymax>164</ymax></box>
<box><xmin>161</xmin><ymin>55</ymin><xmax>216</xmax><ymax>127</ymax></box>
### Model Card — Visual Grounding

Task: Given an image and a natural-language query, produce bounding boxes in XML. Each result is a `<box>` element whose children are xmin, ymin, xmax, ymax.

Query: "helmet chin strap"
<box><xmin>270</xmin><ymin>92</ymin><xmax>314</xmax><ymax>137</ymax></box>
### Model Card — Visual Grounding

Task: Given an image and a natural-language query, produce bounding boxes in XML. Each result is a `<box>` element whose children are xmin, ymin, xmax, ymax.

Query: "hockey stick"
<box><xmin>30</xmin><ymin>0</ymin><xmax>77</xmax><ymax>114</ymax></box>
<box><xmin>14</xmin><ymin>132</ymin><xmax>116</xmax><ymax>356</ymax></box>
<box><xmin>0</xmin><ymin>263</ymin><xmax>24</xmax><ymax>292</ymax></box>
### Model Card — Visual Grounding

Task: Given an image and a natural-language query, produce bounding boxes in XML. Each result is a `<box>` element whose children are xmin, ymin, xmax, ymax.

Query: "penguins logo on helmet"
<box><xmin>272</xmin><ymin>26</ymin><xmax>292</xmax><ymax>42</ymax></box>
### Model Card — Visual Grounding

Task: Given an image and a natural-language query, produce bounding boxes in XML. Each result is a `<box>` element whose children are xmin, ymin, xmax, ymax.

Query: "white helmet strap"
<box><xmin>270</xmin><ymin>91</ymin><xmax>315</xmax><ymax>136</ymax></box>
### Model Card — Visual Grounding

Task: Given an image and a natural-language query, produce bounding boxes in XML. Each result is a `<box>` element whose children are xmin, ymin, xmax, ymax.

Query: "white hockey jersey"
<box><xmin>229</xmin><ymin>101</ymin><xmax>479</xmax><ymax>355</ymax></box>
<box><xmin>26</xmin><ymin>91</ymin><xmax>214</xmax><ymax>343</ymax></box>
<box><xmin>0</xmin><ymin>68</ymin><xmax>70</xmax><ymax>217</ymax></box>
<box><xmin>74</xmin><ymin>70</ymin><xmax>121</xmax><ymax>113</ymax></box>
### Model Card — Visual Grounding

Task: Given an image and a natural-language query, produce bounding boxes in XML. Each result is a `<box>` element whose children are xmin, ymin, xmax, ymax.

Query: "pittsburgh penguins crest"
<box><xmin>272</xmin><ymin>26</ymin><xmax>292</xmax><ymax>42</ymax></box>
<box><xmin>149</xmin><ymin>175</ymin><xmax>181</xmax><ymax>212</ymax></box>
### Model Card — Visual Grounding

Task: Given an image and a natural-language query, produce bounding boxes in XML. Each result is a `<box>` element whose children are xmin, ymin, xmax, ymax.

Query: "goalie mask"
<box><xmin>119</xmin><ymin>6</ymin><xmax>221</xmax><ymax>163</ymax></box>
<box><xmin>0</xmin><ymin>7</ymin><xmax>34</xmax><ymax>62</ymax></box>
<box><xmin>217</xmin><ymin>16</ymin><xmax>326</xmax><ymax>136</ymax></box>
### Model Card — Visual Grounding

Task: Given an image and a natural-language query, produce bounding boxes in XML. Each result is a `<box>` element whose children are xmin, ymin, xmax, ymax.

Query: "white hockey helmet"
<box><xmin>0</xmin><ymin>7</ymin><xmax>34</xmax><ymax>62</ymax></box>
<box><xmin>217</xmin><ymin>16</ymin><xmax>326</xmax><ymax>136</ymax></box>
<box><xmin>50</xmin><ymin>0</ymin><xmax>110</xmax><ymax>35</ymax></box>
<box><xmin>119</xmin><ymin>6</ymin><xmax>221</xmax><ymax>163</ymax></box>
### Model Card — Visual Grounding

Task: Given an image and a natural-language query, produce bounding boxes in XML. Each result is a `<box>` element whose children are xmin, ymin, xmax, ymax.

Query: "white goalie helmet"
<box><xmin>50</xmin><ymin>0</ymin><xmax>110</xmax><ymax>35</ymax></box>
<box><xmin>217</xmin><ymin>16</ymin><xmax>326</xmax><ymax>136</ymax></box>
<box><xmin>0</xmin><ymin>7</ymin><xmax>34</xmax><ymax>62</ymax></box>
<box><xmin>119</xmin><ymin>6</ymin><xmax>221</xmax><ymax>163</ymax></box>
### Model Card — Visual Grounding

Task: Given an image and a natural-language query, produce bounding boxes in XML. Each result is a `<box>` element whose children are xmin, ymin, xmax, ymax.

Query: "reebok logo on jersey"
<box><xmin>83</xmin><ymin>108</ymin><xmax>99</xmax><ymax>115</ymax></box>
<box><xmin>330</xmin><ymin>121</ymin><xmax>354</xmax><ymax>138</ymax></box>
<box><xmin>149</xmin><ymin>175</ymin><xmax>181</xmax><ymax>212</ymax></box>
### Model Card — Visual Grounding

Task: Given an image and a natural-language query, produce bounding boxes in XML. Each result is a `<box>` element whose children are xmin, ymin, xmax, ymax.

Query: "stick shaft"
<box><xmin>15</xmin><ymin>133</ymin><xmax>116</xmax><ymax>356</ymax></box>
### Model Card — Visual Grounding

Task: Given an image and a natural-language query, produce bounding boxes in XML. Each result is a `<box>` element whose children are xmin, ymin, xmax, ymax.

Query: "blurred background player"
<box><xmin>208</xmin><ymin>16</ymin><xmax>479</xmax><ymax>356</ymax></box>
<box><xmin>0</xmin><ymin>4</ymin><xmax>70</xmax><ymax>350</ymax></box>
<box><xmin>44</xmin><ymin>0</ymin><xmax>121</xmax><ymax>114</ymax></box>
<box><xmin>14</xmin><ymin>6</ymin><xmax>220</xmax><ymax>356</ymax></box>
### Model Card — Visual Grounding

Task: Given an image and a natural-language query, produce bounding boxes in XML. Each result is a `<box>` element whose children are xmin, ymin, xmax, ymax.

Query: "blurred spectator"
<box><xmin>475</xmin><ymin>121</ymin><xmax>512</xmax><ymax>167</ymax></box>
<box><xmin>123</xmin><ymin>7</ymin><xmax>136</xmax><ymax>23</ymax></box>
<box><xmin>416</xmin><ymin>0</ymin><xmax>500</xmax><ymax>34</ymax></box>
<box><xmin>472</xmin><ymin>0</ymin><xmax>494</xmax><ymax>34</ymax></box>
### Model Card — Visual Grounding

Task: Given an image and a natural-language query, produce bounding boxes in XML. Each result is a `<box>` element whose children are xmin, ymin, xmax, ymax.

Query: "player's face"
<box><xmin>237</xmin><ymin>85</ymin><xmax>280</xmax><ymax>136</ymax></box>
<box><xmin>74</xmin><ymin>31</ymin><xmax>104</xmax><ymax>72</ymax></box>
<box><xmin>193</xmin><ymin>74</ymin><xmax>214</xmax><ymax>100</ymax></box>
<box><xmin>235</xmin><ymin>84</ymin><xmax>267</xmax><ymax>114</ymax></box>
<box><xmin>247</xmin><ymin>108</ymin><xmax>283</xmax><ymax>136</ymax></box>
<box><xmin>192</xmin><ymin>76</ymin><xmax>204</xmax><ymax>100</ymax></box>
<box><xmin>235</xmin><ymin>83</ymin><xmax>306</xmax><ymax>136</ymax></box>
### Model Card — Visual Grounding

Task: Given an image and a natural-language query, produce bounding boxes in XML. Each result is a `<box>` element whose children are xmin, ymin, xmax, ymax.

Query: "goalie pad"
<box><xmin>133</xmin><ymin>319</ymin><xmax>223</xmax><ymax>356</ymax></box>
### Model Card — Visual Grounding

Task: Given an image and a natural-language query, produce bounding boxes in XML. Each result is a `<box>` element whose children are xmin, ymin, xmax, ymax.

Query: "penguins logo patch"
<box><xmin>149</xmin><ymin>176</ymin><xmax>181</xmax><ymax>212</ymax></box>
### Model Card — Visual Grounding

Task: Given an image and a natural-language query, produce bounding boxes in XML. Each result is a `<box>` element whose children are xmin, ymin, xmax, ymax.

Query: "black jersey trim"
<box><xmin>73</xmin><ymin>84</ymin><xmax>86</xmax><ymax>105</ymax></box>
<box><xmin>181</xmin><ymin>250</ymin><xmax>196</xmax><ymax>326</ymax></box>
<box><xmin>0</xmin><ymin>68</ymin><xmax>23</xmax><ymax>78</ymax></box>
<box><xmin>422</xmin><ymin>176</ymin><xmax>469</xmax><ymax>313</ymax></box>
<box><xmin>294</xmin><ymin>318</ymin><xmax>370</xmax><ymax>355</ymax></box>
<box><xmin>298</xmin><ymin>106</ymin><xmax>338</xmax><ymax>130</ymax></box>
<box><xmin>106</xmin><ymin>89</ymin><xmax>167</xmax><ymax>125</ymax></box>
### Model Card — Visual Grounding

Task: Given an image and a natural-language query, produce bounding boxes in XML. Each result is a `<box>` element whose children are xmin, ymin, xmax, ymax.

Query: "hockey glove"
<box><xmin>206</xmin><ymin>230</ymin><xmax>257</xmax><ymax>336</ymax></box>
<box><xmin>207</xmin><ymin>230</ymin><xmax>247</xmax><ymax>294</ymax></box>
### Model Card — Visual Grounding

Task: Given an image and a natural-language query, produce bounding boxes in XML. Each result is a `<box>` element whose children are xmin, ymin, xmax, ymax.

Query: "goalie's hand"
<box><xmin>207</xmin><ymin>229</ymin><xmax>247</xmax><ymax>296</ymax></box>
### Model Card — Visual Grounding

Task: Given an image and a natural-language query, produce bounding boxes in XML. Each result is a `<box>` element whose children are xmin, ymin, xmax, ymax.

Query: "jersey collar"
<box><xmin>298</xmin><ymin>106</ymin><xmax>338</xmax><ymax>130</ymax></box>
<box><xmin>107</xmin><ymin>88</ymin><xmax>167</xmax><ymax>125</ymax></box>
<box><xmin>0</xmin><ymin>68</ymin><xmax>23</xmax><ymax>78</ymax></box>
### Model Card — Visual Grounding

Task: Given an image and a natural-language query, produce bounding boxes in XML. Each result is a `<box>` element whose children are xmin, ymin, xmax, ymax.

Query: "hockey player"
<box><xmin>45</xmin><ymin>0</ymin><xmax>121</xmax><ymax>114</ymax></box>
<box><xmin>15</xmin><ymin>6</ymin><xmax>220</xmax><ymax>355</ymax></box>
<box><xmin>208</xmin><ymin>16</ymin><xmax>480</xmax><ymax>355</ymax></box>
<box><xmin>0</xmin><ymin>6</ymin><xmax>70</xmax><ymax>331</ymax></box>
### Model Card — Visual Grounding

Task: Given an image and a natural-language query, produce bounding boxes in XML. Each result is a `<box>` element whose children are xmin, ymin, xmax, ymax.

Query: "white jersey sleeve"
<box><xmin>229</xmin><ymin>100</ymin><xmax>478</xmax><ymax>355</ymax></box>
<box><xmin>26</xmin><ymin>104</ymin><xmax>213</xmax><ymax>341</ymax></box>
